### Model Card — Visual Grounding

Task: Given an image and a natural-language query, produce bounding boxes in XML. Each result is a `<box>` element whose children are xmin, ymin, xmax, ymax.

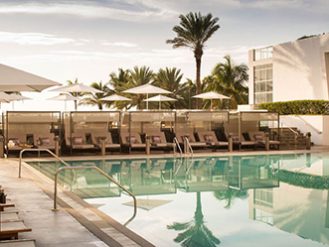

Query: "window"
<box><xmin>254</xmin><ymin>64</ymin><xmax>273</xmax><ymax>104</ymax></box>
<box><xmin>254</xmin><ymin>47</ymin><xmax>273</xmax><ymax>61</ymax></box>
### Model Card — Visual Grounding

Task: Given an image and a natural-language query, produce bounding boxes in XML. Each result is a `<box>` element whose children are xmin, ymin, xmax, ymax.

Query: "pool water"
<box><xmin>29</xmin><ymin>152</ymin><xmax>329</xmax><ymax>247</ymax></box>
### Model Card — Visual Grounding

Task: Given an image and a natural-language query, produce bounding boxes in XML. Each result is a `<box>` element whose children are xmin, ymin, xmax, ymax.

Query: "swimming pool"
<box><xmin>28</xmin><ymin>152</ymin><xmax>329</xmax><ymax>247</ymax></box>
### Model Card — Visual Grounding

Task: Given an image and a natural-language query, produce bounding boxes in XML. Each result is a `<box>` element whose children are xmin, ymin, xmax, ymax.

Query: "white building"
<box><xmin>248</xmin><ymin>33</ymin><xmax>329</xmax><ymax>104</ymax></box>
<box><xmin>248</xmin><ymin>33</ymin><xmax>329</xmax><ymax>145</ymax></box>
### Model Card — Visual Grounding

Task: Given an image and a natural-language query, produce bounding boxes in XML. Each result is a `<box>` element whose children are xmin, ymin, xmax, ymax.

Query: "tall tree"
<box><xmin>153</xmin><ymin>67</ymin><xmax>183</xmax><ymax>109</ymax></box>
<box><xmin>79</xmin><ymin>82</ymin><xmax>112</xmax><ymax>110</ymax></box>
<box><xmin>167</xmin><ymin>12</ymin><xmax>220</xmax><ymax>108</ymax></box>
<box><xmin>66</xmin><ymin>78</ymin><xmax>85</xmax><ymax>110</ymax></box>
<box><xmin>124</xmin><ymin>66</ymin><xmax>155</xmax><ymax>109</ymax></box>
<box><xmin>204</xmin><ymin>55</ymin><xmax>248</xmax><ymax>109</ymax></box>
<box><xmin>167</xmin><ymin>192</ymin><xmax>220</xmax><ymax>247</ymax></box>
<box><xmin>109</xmin><ymin>68</ymin><xmax>131</xmax><ymax>110</ymax></box>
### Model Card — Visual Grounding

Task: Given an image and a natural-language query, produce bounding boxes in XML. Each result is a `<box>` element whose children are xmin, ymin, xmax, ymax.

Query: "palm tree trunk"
<box><xmin>195</xmin><ymin>57</ymin><xmax>202</xmax><ymax>109</ymax></box>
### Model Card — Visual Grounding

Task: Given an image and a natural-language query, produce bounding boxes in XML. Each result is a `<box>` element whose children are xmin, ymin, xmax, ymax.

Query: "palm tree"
<box><xmin>124</xmin><ymin>66</ymin><xmax>155</xmax><ymax>109</ymax></box>
<box><xmin>79</xmin><ymin>82</ymin><xmax>112</xmax><ymax>110</ymax></box>
<box><xmin>167</xmin><ymin>192</ymin><xmax>220</xmax><ymax>247</ymax></box>
<box><xmin>66</xmin><ymin>78</ymin><xmax>85</xmax><ymax>110</ymax></box>
<box><xmin>167</xmin><ymin>12</ymin><xmax>220</xmax><ymax>108</ymax></box>
<box><xmin>204</xmin><ymin>55</ymin><xmax>248</xmax><ymax>109</ymax></box>
<box><xmin>213</xmin><ymin>188</ymin><xmax>247</xmax><ymax>209</ymax></box>
<box><xmin>153</xmin><ymin>67</ymin><xmax>183</xmax><ymax>109</ymax></box>
<box><xmin>109</xmin><ymin>68</ymin><xmax>131</xmax><ymax>110</ymax></box>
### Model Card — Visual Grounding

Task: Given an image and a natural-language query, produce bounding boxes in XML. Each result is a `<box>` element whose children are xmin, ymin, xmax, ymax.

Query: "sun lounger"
<box><xmin>248</xmin><ymin>131</ymin><xmax>280</xmax><ymax>149</ymax></box>
<box><xmin>0</xmin><ymin>239</ymin><xmax>36</xmax><ymax>247</ymax></box>
<box><xmin>0</xmin><ymin>204</ymin><xmax>15</xmax><ymax>212</ymax></box>
<box><xmin>0</xmin><ymin>221</ymin><xmax>32</xmax><ymax>240</ymax></box>
<box><xmin>120</xmin><ymin>130</ymin><xmax>146</xmax><ymax>150</ymax></box>
<box><xmin>175</xmin><ymin>130</ymin><xmax>207</xmax><ymax>148</ymax></box>
<box><xmin>0</xmin><ymin>212</ymin><xmax>20</xmax><ymax>223</ymax></box>
<box><xmin>145</xmin><ymin>131</ymin><xmax>174</xmax><ymax>150</ymax></box>
<box><xmin>228</xmin><ymin>133</ymin><xmax>256</xmax><ymax>149</ymax></box>
<box><xmin>196</xmin><ymin>130</ymin><xmax>228</xmax><ymax>149</ymax></box>
<box><xmin>65</xmin><ymin>133</ymin><xmax>95</xmax><ymax>150</ymax></box>
<box><xmin>91</xmin><ymin>131</ymin><xmax>120</xmax><ymax>150</ymax></box>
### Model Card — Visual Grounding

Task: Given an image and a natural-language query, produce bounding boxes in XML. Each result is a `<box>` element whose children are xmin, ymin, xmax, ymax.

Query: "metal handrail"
<box><xmin>54</xmin><ymin>165</ymin><xmax>137</xmax><ymax>225</ymax></box>
<box><xmin>184</xmin><ymin>137</ymin><xmax>193</xmax><ymax>157</ymax></box>
<box><xmin>295</xmin><ymin>115</ymin><xmax>322</xmax><ymax>134</ymax></box>
<box><xmin>173</xmin><ymin>137</ymin><xmax>183</xmax><ymax>157</ymax></box>
<box><xmin>19</xmin><ymin>148</ymin><xmax>71</xmax><ymax>178</ymax></box>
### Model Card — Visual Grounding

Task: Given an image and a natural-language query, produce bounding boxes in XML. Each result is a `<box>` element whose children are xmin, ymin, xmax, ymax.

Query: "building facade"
<box><xmin>248</xmin><ymin>33</ymin><xmax>329</xmax><ymax>104</ymax></box>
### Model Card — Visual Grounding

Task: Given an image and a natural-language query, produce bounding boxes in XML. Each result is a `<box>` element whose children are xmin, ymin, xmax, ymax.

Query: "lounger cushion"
<box><xmin>73</xmin><ymin>137</ymin><xmax>84</xmax><ymax>145</ymax></box>
<box><xmin>254</xmin><ymin>134</ymin><xmax>264</xmax><ymax>141</ymax></box>
<box><xmin>8</xmin><ymin>138</ymin><xmax>20</xmax><ymax>147</ymax></box>
<box><xmin>126</xmin><ymin>136</ymin><xmax>138</xmax><ymax>144</ymax></box>
<box><xmin>152</xmin><ymin>136</ymin><xmax>161</xmax><ymax>144</ymax></box>
<box><xmin>204</xmin><ymin>135</ymin><xmax>214</xmax><ymax>143</ymax></box>
<box><xmin>39</xmin><ymin>137</ymin><xmax>51</xmax><ymax>145</ymax></box>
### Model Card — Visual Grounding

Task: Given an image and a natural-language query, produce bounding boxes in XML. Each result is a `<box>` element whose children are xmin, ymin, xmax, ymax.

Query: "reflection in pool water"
<box><xmin>29</xmin><ymin>153</ymin><xmax>329</xmax><ymax>247</ymax></box>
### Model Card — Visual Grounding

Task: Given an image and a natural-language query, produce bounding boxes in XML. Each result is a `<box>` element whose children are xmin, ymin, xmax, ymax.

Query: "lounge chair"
<box><xmin>91</xmin><ymin>131</ymin><xmax>120</xmax><ymax>150</ymax></box>
<box><xmin>0</xmin><ymin>221</ymin><xmax>32</xmax><ymax>240</ymax></box>
<box><xmin>120</xmin><ymin>130</ymin><xmax>146</xmax><ymax>151</ymax></box>
<box><xmin>196</xmin><ymin>130</ymin><xmax>228</xmax><ymax>150</ymax></box>
<box><xmin>65</xmin><ymin>133</ymin><xmax>95</xmax><ymax>150</ymax></box>
<box><xmin>144</xmin><ymin>131</ymin><xmax>174</xmax><ymax>150</ymax></box>
<box><xmin>175</xmin><ymin>130</ymin><xmax>207</xmax><ymax>149</ymax></box>
<box><xmin>248</xmin><ymin>131</ymin><xmax>280</xmax><ymax>149</ymax></box>
<box><xmin>228</xmin><ymin>132</ymin><xmax>257</xmax><ymax>149</ymax></box>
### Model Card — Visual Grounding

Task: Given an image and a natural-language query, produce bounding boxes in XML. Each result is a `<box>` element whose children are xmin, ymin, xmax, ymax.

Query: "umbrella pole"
<box><xmin>210</xmin><ymin>99</ymin><xmax>213</xmax><ymax>110</ymax></box>
<box><xmin>74</xmin><ymin>99</ymin><xmax>77</xmax><ymax>111</ymax></box>
<box><xmin>159</xmin><ymin>101</ymin><xmax>161</xmax><ymax>110</ymax></box>
<box><xmin>146</xmin><ymin>93</ymin><xmax>149</xmax><ymax>110</ymax></box>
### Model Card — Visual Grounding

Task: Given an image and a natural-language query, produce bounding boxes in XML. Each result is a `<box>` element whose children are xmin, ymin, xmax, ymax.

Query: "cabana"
<box><xmin>176</xmin><ymin>110</ymin><xmax>229</xmax><ymax>151</ymax></box>
<box><xmin>121</xmin><ymin>111</ymin><xmax>176</xmax><ymax>153</ymax></box>
<box><xmin>239</xmin><ymin>111</ymin><xmax>280</xmax><ymax>150</ymax></box>
<box><xmin>5</xmin><ymin>111</ymin><xmax>61</xmax><ymax>155</ymax></box>
<box><xmin>63</xmin><ymin>111</ymin><xmax>121</xmax><ymax>154</ymax></box>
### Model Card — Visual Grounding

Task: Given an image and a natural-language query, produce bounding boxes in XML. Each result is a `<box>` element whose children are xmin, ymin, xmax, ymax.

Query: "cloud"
<box><xmin>101</xmin><ymin>41</ymin><xmax>138</xmax><ymax>48</ymax></box>
<box><xmin>0</xmin><ymin>1</ymin><xmax>178</xmax><ymax>22</ymax></box>
<box><xmin>0</xmin><ymin>31</ymin><xmax>81</xmax><ymax>45</ymax></box>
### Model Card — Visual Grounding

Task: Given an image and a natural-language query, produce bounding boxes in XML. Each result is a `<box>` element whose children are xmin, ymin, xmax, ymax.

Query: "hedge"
<box><xmin>276</xmin><ymin>169</ymin><xmax>329</xmax><ymax>189</ymax></box>
<box><xmin>258</xmin><ymin>100</ymin><xmax>329</xmax><ymax>115</ymax></box>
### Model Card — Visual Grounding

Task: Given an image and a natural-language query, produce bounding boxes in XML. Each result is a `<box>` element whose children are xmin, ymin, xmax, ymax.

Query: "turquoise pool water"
<box><xmin>29</xmin><ymin>153</ymin><xmax>329</xmax><ymax>247</ymax></box>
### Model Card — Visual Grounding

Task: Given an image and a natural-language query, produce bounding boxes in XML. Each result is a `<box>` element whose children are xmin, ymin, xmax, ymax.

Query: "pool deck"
<box><xmin>1</xmin><ymin>146</ymin><xmax>329</xmax><ymax>246</ymax></box>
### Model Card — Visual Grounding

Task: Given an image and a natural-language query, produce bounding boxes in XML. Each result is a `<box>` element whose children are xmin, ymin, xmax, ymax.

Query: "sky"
<box><xmin>0</xmin><ymin>0</ymin><xmax>328</xmax><ymax>110</ymax></box>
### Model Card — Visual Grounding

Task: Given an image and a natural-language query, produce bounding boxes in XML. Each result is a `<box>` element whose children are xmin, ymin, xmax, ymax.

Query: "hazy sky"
<box><xmin>0</xmin><ymin>0</ymin><xmax>328</xmax><ymax>88</ymax></box>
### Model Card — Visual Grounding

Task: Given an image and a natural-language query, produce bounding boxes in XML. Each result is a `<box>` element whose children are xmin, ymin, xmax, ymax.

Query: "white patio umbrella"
<box><xmin>101</xmin><ymin>94</ymin><xmax>131</xmax><ymax>102</ymax></box>
<box><xmin>47</xmin><ymin>93</ymin><xmax>79</xmax><ymax>111</ymax></box>
<box><xmin>193</xmin><ymin>91</ymin><xmax>230</xmax><ymax>110</ymax></box>
<box><xmin>0</xmin><ymin>63</ymin><xmax>60</xmax><ymax>91</ymax></box>
<box><xmin>123</xmin><ymin>84</ymin><xmax>171</xmax><ymax>109</ymax></box>
<box><xmin>6</xmin><ymin>93</ymin><xmax>32</xmax><ymax>110</ymax></box>
<box><xmin>143</xmin><ymin>94</ymin><xmax>177</xmax><ymax>110</ymax></box>
<box><xmin>49</xmin><ymin>83</ymin><xmax>103</xmax><ymax>110</ymax></box>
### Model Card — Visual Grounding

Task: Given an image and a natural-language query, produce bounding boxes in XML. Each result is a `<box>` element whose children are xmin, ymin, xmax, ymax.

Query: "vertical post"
<box><xmin>228</xmin><ymin>136</ymin><xmax>233</xmax><ymax>152</ymax></box>
<box><xmin>146</xmin><ymin>135</ymin><xmax>150</xmax><ymax>155</ymax></box>
<box><xmin>101</xmin><ymin>139</ymin><xmax>106</xmax><ymax>156</ymax></box>
<box><xmin>306</xmin><ymin>132</ymin><xmax>311</xmax><ymax>150</ymax></box>
<box><xmin>53</xmin><ymin>171</ymin><xmax>58</xmax><ymax>210</ymax></box>
<box><xmin>265</xmin><ymin>133</ymin><xmax>270</xmax><ymax>151</ymax></box>
<box><xmin>54</xmin><ymin>137</ymin><xmax>60</xmax><ymax>157</ymax></box>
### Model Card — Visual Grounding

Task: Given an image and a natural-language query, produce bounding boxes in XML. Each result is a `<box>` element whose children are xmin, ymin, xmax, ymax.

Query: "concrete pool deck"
<box><xmin>1</xmin><ymin>146</ymin><xmax>329</xmax><ymax>246</ymax></box>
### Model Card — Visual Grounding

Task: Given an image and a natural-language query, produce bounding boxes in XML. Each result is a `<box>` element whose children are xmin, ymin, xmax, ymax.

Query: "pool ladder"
<box><xmin>173</xmin><ymin>137</ymin><xmax>193</xmax><ymax>157</ymax></box>
<box><xmin>18</xmin><ymin>148</ymin><xmax>137</xmax><ymax>226</ymax></box>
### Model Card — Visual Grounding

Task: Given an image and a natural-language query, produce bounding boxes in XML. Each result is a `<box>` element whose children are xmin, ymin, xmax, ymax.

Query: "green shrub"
<box><xmin>258</xmin><ymin>100</ymin><xmax>329</xmax><ymax>115</ymax></box>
